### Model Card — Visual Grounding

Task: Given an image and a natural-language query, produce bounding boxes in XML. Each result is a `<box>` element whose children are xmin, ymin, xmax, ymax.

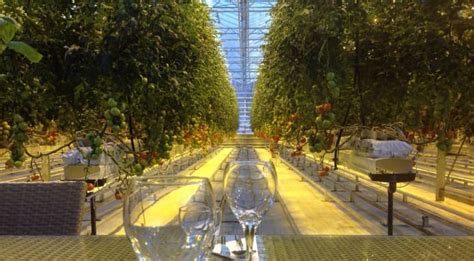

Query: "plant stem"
<box><xmin>127</xmin><ymin>95</ymin><xmax>137</xmax><ymax>161</ymax></box>
<box><xmin>446</xmin><ymin>135</ymin><xmax>466</xmax><ymax>180</ymax></box>
<box><xmin>334</xmin><ymin>104</ymin><xmax>352</xmax><ymax>170</ymax></box>
<box><xmin>23</xmin><ymin>139</ymin><xmax>76</xmax><ymax>159</ymax></box>
<box><xmin>353</xmin><ymin>0</ymin><xmax>366</xmax><ymax>126</ymax></box>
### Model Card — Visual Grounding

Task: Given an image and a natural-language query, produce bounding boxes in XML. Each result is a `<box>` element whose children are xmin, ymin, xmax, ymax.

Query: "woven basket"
<box><xmin>0</xmin><ymin>181</ymin><xmax>86</xmax><ymax>235</ymax></box>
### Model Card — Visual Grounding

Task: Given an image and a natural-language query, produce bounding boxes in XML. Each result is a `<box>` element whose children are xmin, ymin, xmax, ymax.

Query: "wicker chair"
<box><xmin>0</xmin><ymin>181</ymin><xmax>86</xmax><ymax>235</ymax></box>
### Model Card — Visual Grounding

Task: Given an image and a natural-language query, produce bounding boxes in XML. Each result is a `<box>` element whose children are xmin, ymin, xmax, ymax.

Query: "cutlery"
<box><xmin>232</xmin><ymin>235</ymin><xmax>247</xmax><ymax>256</ymax></box>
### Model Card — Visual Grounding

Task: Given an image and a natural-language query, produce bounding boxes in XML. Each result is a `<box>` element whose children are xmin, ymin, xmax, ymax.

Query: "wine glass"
<box><xmin>179</xmin><ymin>203</ymin><xmax>213</xmax><ymax>248</ymax></box>
<box><xmin>224</xmin><ymin>161</ymin><xmax>277</xmax><ymax>260</ymax></box>
<box><xmin>123</xmin><ymin>176</ymin><xmax>216</xmax><ymax>261</ymax></box>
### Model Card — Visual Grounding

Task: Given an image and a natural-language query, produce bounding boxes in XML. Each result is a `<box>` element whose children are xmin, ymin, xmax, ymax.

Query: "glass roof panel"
<box><xmin>205</xmin><ymin>0</ymin><xmax>277</xmax><ymax>133</ymax></box>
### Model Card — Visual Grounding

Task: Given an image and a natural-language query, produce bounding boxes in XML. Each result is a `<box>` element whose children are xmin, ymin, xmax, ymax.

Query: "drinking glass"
<box><xmin>123</xmin><ymin>176</ymin><xmax>216</xmax><ymax>261</ymax></box>
<box><xmin>179</xmin><ymin>203</ymin><xmax>213</xmax><ymax>248</ymax></box>
<box><xmin>224</xmin><ymin>161</ymin><xmax>277</xmax><ymax>260</ymax></box>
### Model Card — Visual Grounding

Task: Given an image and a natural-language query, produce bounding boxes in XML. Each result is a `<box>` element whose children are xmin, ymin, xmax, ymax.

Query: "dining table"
<box><xmin>0</xmin><ymin>235</ymin><xmax>473</xmax><ymax>260</ymax></box>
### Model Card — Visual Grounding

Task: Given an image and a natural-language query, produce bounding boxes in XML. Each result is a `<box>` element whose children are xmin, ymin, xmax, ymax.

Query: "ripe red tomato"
<box><xmin>31</xmin><ymin>175</ymin><xmax>40</xmax><ymax>181</ymax></box>
<box><xmin>86</xmin><ymin>183</ymin><xmax>95</xmax><ymax>191</ymax></box>
<box><xmin>446</xmin><ymin>130</ymin><xmax>456</xmax><ymax>139</ymax></box>
<box><xmin>114</xmin><ymin>191</ymin><xmax>123</xmax><ymax>200</ymax></box>
<box><xmin>319</xmin><ymin>170</ymin><xmax>328</xmax><ymax>177</ymax></box>
<box><xmin>323</xmin><ymin>102</ymin><xmax>332</xmax><ymax>112</ymax></box>
<box><xmin>272</xmin><ymin>135</ymin><xmax>280</xmax><ymax>143</ymax></box>
<box><xmin>316</xmin><ymin>105</ymin><xmax>325</xmax><ymax>114</ymax></box>
<box><xmin>183</xmin><ymin>132</ymin><xmax>193</xmax><ymax>140</ymax></box>
<box><xmin>139</xmin><ymin>151</ymin><xmax>148</xmax><ymax>160</ymax></box>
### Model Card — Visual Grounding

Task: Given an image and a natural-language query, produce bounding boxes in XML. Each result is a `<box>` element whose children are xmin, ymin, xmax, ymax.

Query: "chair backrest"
<box><xmin>0</xmin><ymin>181</ymin><xmax>86</xmax><ymax>235</ymax></box>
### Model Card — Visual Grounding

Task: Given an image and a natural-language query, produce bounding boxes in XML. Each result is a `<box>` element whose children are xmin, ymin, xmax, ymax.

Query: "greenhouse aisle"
<box><xmin>256</xmin><ymin>149</ymin><xmax>384</xmax><ymax>235</ymax></box>
<box><xmin>88</xmin><ymin>145</ymin><xmax>445</xmax><ymax>236</ymax></box>
<box><xmin>211</xmin><ymin>148</ymin><xmax>299</xmax><ymax>235</ymax></box>
<box><xmin>84</xmin><ymin>146</ymin><xmax>300</xmax><ymax>236</ymax></box>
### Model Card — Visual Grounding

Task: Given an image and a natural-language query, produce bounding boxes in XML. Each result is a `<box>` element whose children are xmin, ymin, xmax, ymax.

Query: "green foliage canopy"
<box><xmin>0</xmin><ymin>1</ymin><xmax>238</xmax><ymax>160</ymax></box>
<box><xmin>251</xmin><ymin>0</ymin><xmax>473</xmax><ymax>152</ymax></box>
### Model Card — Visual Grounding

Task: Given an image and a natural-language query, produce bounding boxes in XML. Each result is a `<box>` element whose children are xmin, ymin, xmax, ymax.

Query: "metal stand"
<box><xmin>387</xmin><ymin>181</ymin><xmax>396</xmax><ymax>235</ymax></box>
<box><xmin>368</xmin><ymin>173</ymin><xmax>415</xmax><ymax>236</ymax></box>
<box><xmin>90</xmin><ymin>195</ymin><xmax>97</xmax><ymax>235</ymax></box>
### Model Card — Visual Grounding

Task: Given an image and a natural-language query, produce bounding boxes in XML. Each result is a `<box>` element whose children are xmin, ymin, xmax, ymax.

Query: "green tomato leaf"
<box><xmin>6</xmin><ymin>41</ymin><xmax>43</xmax><ymax>63</ymax></box>
<box><xmin>0</xmin><ymin>17</ymin><xmax>19</xmax><ymax>43</ymax></box>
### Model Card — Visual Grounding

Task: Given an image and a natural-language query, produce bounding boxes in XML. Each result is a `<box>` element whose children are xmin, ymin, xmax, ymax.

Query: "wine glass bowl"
<box><xmin>123</xmin><ymin>176</ymin><xmax>216</xmax><ymax>261</ymax></box>
<box><xmin>179</xmin><ymin>203</ymin><xmax>213</xmax><ymax>248</ymax></box>
<box><xmin>224</xmin><ymin>161</ymin><xmax>277</xmax><ymax>260</ymax></box>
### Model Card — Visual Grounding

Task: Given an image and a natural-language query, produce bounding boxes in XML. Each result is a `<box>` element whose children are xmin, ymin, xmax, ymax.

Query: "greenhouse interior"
<box><xmin>0</xmin><ymin>0</ymin><xmax>473</xmax><ymax>260</ymax></box>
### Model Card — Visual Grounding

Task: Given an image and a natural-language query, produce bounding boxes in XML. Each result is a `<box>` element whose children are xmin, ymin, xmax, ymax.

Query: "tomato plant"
<box><xmin>251</xmin><ymin>1</ymin><xmax>473</xmax><ymax>153</ymax></box>
<box><xmin>252</xmin><ymin>1</ymin><xmax>356</xmax><ymax>155</ymax></box>
<box><xmin>0</xmin><ymin>1</ymin><xmax>238</xmax><ymax>177</ymax></box>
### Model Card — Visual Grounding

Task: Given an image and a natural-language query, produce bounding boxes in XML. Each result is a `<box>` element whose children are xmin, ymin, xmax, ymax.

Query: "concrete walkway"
<box><xmin>256</xmin><ymin>148</ymin><xmax>378</xmax><ymax>235</ymax></box>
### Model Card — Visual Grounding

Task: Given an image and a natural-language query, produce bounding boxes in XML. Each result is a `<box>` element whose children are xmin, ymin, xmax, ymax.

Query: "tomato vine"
<box><xmin>251</xmin><ymin>0</ymin><xmax>473</xmax><ymax>155</ymax></box>
<box><xmin>0</xmin><ymin>1</ymin><xmax>238</xmax><ymax>176</ymax></box>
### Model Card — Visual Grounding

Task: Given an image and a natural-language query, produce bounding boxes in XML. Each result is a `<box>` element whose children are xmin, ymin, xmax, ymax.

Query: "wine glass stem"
<box><xmin>243</xmin><ymin>224</ymin><xmax>257</xmax><ymax>261</ymax></box>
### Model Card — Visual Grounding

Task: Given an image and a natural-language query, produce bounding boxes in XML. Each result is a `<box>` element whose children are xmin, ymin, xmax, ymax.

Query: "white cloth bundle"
<box><xmin>61</xmin><ymin>147</ymin><xmax>107</xmax><ymax>165</ymax></box>
<box><xmin>353</xmin><ymin>139</ymin><xmax>412</xmax><ymax>158</ymax></box>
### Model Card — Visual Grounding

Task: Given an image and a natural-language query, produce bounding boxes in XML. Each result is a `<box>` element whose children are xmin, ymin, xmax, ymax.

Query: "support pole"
<box><xmin>40</xmin><ymin>155</ymin><xmax>51</xmax><ymax>181</ymax></box>
<box><xmin>435</xmin><ymin>148</ymin><xmax>446</xmax><ymax>201</ymax></box>
<box><xmin>387</xmin><ymin>181</ymin><xmax>396</xmax><ymax>236</ymax></box>
<box><xmin>90</xmin><ymin>196</ymin><xmax>97</xmax><ymax>235</ymax></box>
<box><xmin>369</xmin><ymin>173</ymin><xmax>415</xmax><ymax>236</ymax></box>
